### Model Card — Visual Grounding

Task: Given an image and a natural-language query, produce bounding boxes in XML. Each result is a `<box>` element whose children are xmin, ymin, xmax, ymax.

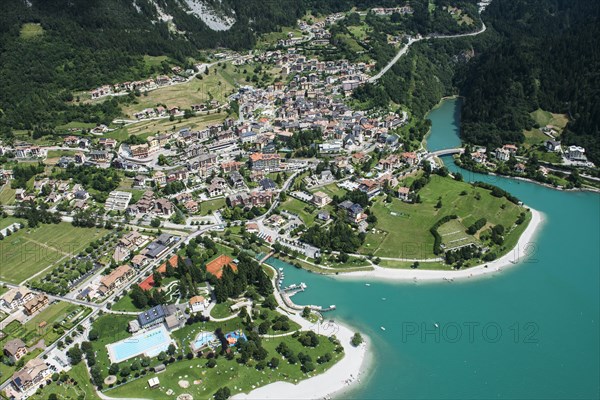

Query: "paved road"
<box><xmin>368</xmin><ymin>22</ymin><xmax>487</xmax><ymax>83</ymax></box>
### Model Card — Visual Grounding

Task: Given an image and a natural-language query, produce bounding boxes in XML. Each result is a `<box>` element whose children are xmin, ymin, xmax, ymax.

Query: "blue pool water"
<box><xmin>192</xmin><ymin>331</ymin><xmax>217</xmax><ymax>350</ymax></box>
<box><xmin>108</xmin><ymin>326</ymin><xmax>173</xmax><ymax>363</ymax></box>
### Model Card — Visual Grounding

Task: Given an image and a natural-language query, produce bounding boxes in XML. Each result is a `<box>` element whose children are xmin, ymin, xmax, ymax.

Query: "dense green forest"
<box><xmin>0</xmin><ymin>0</ymin><xmax>305</xmax><ymax>136</ymax></box>
<box><xmin>459</xmin><ymin>0</ymin><xmax>600</xmax><ymax>163</ymax></box>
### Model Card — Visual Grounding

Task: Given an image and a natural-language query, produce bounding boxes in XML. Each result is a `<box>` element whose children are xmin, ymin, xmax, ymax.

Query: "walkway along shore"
<box><xmin>232</xmin><ymin>266</ymin><xmax>370</xmax><ymax>400</ymax></box>
<box><xmin>335</xmin><ymin>207</ymin><xmax>545</xmax><ymax>283</ymax></box>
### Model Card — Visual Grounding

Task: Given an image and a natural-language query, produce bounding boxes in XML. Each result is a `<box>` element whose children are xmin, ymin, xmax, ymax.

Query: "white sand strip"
<box><xmin>232</xmin><ymin>320</ymin><xmax>368</xmax><ymax>400</ymax></box>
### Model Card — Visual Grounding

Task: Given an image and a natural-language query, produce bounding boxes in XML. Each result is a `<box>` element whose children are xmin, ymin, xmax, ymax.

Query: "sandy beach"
<box><xmin>336</xmin><ymin>207</ymin><xmax>544</xmax><ymax>282</ymax></box>
<box><xmin>233</xmin><ymin>268</ymin><xmax>370</xmax><ymax>400</ymax></box>
<box><xmin>232</xmin><ymin>320</ymin><xmax>369</xmax><ymax>400</ymax></box>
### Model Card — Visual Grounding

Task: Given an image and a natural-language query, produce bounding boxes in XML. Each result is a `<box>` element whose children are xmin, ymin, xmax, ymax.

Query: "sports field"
<box><xmin>0</xmin><ymin>222</ymin><xmax>107</xmax><ymax>284</ymax></box>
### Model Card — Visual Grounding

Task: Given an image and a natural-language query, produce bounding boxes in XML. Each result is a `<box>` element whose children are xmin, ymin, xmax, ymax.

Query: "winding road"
<box><xmin>368</xmin><ymin>22</ymin><xmax>487</xmax><ymax>83</ymax></box>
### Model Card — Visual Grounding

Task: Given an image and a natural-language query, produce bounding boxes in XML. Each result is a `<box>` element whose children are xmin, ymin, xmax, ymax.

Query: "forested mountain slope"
<box><xmin>459</xmin><ymin>0</ymin><xmax>600</xmax><ymax>163</ymax></box>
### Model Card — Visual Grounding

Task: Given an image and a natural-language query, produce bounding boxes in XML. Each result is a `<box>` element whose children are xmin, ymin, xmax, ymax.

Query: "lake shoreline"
<box><xmin>335</xmin><ymin>207</ymin><xmax>544</xmax><ymax>283</ymax></box>
<box><xmin>231</xmin><ymin>319</ymin><xmax>370</xmax><ymax>400</ymax></box>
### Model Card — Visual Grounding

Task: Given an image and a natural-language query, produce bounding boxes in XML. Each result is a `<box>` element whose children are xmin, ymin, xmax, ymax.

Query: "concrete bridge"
<box><xmin>427</xmin><ymin>147</ymin><xmax>465</xmax><ymax>158</ymax></box>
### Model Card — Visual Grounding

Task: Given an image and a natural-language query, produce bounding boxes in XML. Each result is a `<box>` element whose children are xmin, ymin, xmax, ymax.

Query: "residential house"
<box><xmin>131</xmin><ymin>254</ymin><xmax>149</xmax><ymax>269</ymax></box>
<box><xmin>503</xmin><ymin>144</ymin><xmax>518</xmax><ymax>155</ymax></box>
<box><xmin>397</xmin><ymin>186</ymin><xmax>410</xmax><ymax>202</ymax></box>
<box><xmin>227</xmin><ymin>191</ymin><xmax>274</xmax><ymax>209</ymax></box>
<box><xmin>259</xmin><ymin>178</ymin><xmax>277</xmax><ymax>191</ymax></box>
<box><xmin>545</xmin><ymin>140</ymin><xmax>561</xmax><ymax>152</ymax></box>
<box><xmin>154</xmin><ymin>198</ymin><xmax>174</xmax><ymax>217</ymax></box>
<box><xmin>312</xmin><ymin>191</ymin><xmax>332</xmax><ymax>207</ymax></box>
<box><xmin>221</xmin><ymin>161</ymin><xmax>242</xmax><ymax>173</ymax></box>
<box><xmin>99</xmin><ymin>265</ymin><xmax>134</xmax><ymax>294</ymax></box>
<box><xmin>189</xmin><ymin>295</ymin><xmax>209</xmax><ymax>313</ymax></box>
<box><xmin>11</xmin><ymin>359</ymin><xmax>51</xmax><ymax>393</ymax></box>
<box><xmin>3</xmin><ymin>339</ymin><xmax>28</xmax><ymax>363</ymax></box>
<box><xmin>494</xmin><ymin>148</ymin><xmax>510</xmax><ymax>161</ymax></box>
<box><xmin>229</xmin><ymin>171</ymin><xmax>245</xmax><ymax>188</ymax></box>
<box><xmin>338</xmin><ymin>200</ymin><xmax>365</xmax><ymax>223</ymax></box>
<box><xmin>377</xmin><ymin>155</ymin><xmax>399</xmax><ymax>171</ymax></box>
<box><xmin>401</xmin><ymin>152</ymin><xmax>417</xmax><ymax>166</ymax></box>
<box><xmin>566</xmin><ymin>145</ymin><xmax>586</xmax><ymax>161</ymax></box>
<box><xmin>0</xmin><ymin>287</ymin><xmax>34</xmax><ymax>311</ymax></box>
<box><xmin>358</xmin><ymin>179</ymin><xmax>381</xmax><ymax>198</ymax></box>
<box><xmin>23</xmin><ymin>294</ymin><xmax>48</xmax><ymax>316</ymax></box>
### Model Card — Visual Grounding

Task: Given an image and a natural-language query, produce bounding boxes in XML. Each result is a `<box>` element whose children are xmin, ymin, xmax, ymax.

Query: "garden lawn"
<box><xmin>311</xmin><ymin>183</ymin><xmax>347</xmax><ymax>199</ymax></box>
<box><xmin>28</xmin><ymin>363</ymin><xmax>101</xmax><ymax>400</ymax></box>
<box><xmin>210</xmin><ymin>300</ymin><xmax>235</xmax><ymax>319</ymax></box>
<box><xmin>361</xmin><ymin>175</ymin><xmax>525</xmax><ymax>259</ymax></box>
<box><xmin>0</xmin><ymin>222</ymin><xmax>108</xmax><ymax>284</ymax></box>
<box><xmin>111</xmin><ymin>293</ymin><xmax>142</xmax><ymax>312</ymax></box>
<box><xmin>199</xmin><ymin>198</ymin><xmax>226</xmax><ymax>216</ymax></box>
<box><xmin>279</xmin><ymin>198</ymin><xmax>317</xmax><ymax>225</ymax></box>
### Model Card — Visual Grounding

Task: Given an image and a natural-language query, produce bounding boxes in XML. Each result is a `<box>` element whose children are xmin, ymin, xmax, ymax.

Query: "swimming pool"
<box><xmin>190</xmin><ymin>331</ymin><xmax>217</xmax><ymax>351</ymax></box>
<box><xmin>107</xmin><ymin>326</ymin><xmax>174</xmax><ymax>363</ymax></box>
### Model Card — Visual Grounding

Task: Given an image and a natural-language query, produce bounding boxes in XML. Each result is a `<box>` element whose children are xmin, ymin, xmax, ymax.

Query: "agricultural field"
<box><xmin>0</xmin><ymin>184</ymin><xmax>16</xmax><ymax>205</ymax></box>
<box><xmin>360</xmin><ymin>175</ymin><xmax>526</xmax><ymax>259</ymax></box>
<box><xmin>523</xmin><ymin>109</ymin><xmax>569</xmax><ymax>148</ymax></box>
<box><xmin>120</xmin><ymin>74</ymin><xmax>234</xmax><ymax>119</ymax></box>
<box><xmin>0</xmin><ymin>222</ymin><xmax>108</xmax><ymax>284</ymax></box>
<box><xmin>256</xmin><ymin>26</ymin><xmax>305</xmax><ymax>49</ymax></box>
<box><xmin>107</xmin><ymin>112</ymin><xmax>228</xmax><ymax>142</ymax></box>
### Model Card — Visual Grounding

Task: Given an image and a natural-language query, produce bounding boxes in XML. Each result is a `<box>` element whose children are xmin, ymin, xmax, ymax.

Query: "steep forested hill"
<box><xmin>0</xmin><ymin>0</ymin><xmax>305</xmax><ymax>134</ymax></box>
<box><xmin>459</xmin><ymin>0</ymin><xmax>600</xmax><ymax>163</ymax></box>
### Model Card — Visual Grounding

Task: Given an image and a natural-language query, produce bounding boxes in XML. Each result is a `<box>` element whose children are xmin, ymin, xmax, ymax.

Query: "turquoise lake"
<box><xmin>275</xmin><ymin>98</ymin><xmax>600</xmax><ymax>399</ymax></box>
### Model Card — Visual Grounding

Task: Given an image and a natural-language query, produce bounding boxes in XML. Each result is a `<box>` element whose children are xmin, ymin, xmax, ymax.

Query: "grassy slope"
<box><xmin>361</xmin><ymin>175</ymin><xmax>525</xmax><ymax>259</ymax></box>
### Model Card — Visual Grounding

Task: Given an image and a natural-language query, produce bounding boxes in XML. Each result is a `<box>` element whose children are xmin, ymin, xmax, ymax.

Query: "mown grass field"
<box><xmin>0</xmin><ymin>184</ymin><xmax>16</xmax><ymax>205</ymax></box>
<box><xmin>121</xmin><ymin>74</ymin><xmax>234</xmax><ymax>119</ymax></box>
<box><xmin>111</xmin><ymin>293</ymin><xmax>142</xmax><ymax>313</ymax></box>
<box><xmin>361</xmin><ymin>175</ymin><xmax>526</xmax><ymax>259</ymax></box>
<box><xmin>199</xmin><ymin>198</ymin><xmax>226</xmax><ymax>216</ymax></box>
<box><xmin>108</xmin><ymin>112</ymin><xmax>228</xmax><ymax>141</ymax></box>
<box><xmin>0</xmin><ymin>222</ymin><xmax>108</xmax><ymax>284</ymax></box>
<box><xmin>279</xmin><ymin>197</ymin><xmax>317</xmax><ymax>225</ymax></box>
<box><xmin>0</xmin><ymin>216</ymin><xmax>24</xmax><ymax>231</ymax></box>
<box><xmin>524</xmin><ymin>108</ymin><xmax>569</xmax><ymax>148</ymax></box>
<box><xmin>106</xmin><ymin>315</ymin><xmax>341</xmax><ymax>400</ymax></box>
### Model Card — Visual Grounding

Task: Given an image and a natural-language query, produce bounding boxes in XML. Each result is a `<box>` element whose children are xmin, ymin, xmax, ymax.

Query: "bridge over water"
<box><xmin>426</xmin><ymin>147</ymin><xmax>465</xmax><ymax>158</ymax></box>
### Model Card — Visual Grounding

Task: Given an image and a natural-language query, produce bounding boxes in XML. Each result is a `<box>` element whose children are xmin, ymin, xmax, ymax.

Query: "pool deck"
<box><xmin>107</xmin><ymin>325</ymin><xmax>175</xmax><ymax>364</ymax></box>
